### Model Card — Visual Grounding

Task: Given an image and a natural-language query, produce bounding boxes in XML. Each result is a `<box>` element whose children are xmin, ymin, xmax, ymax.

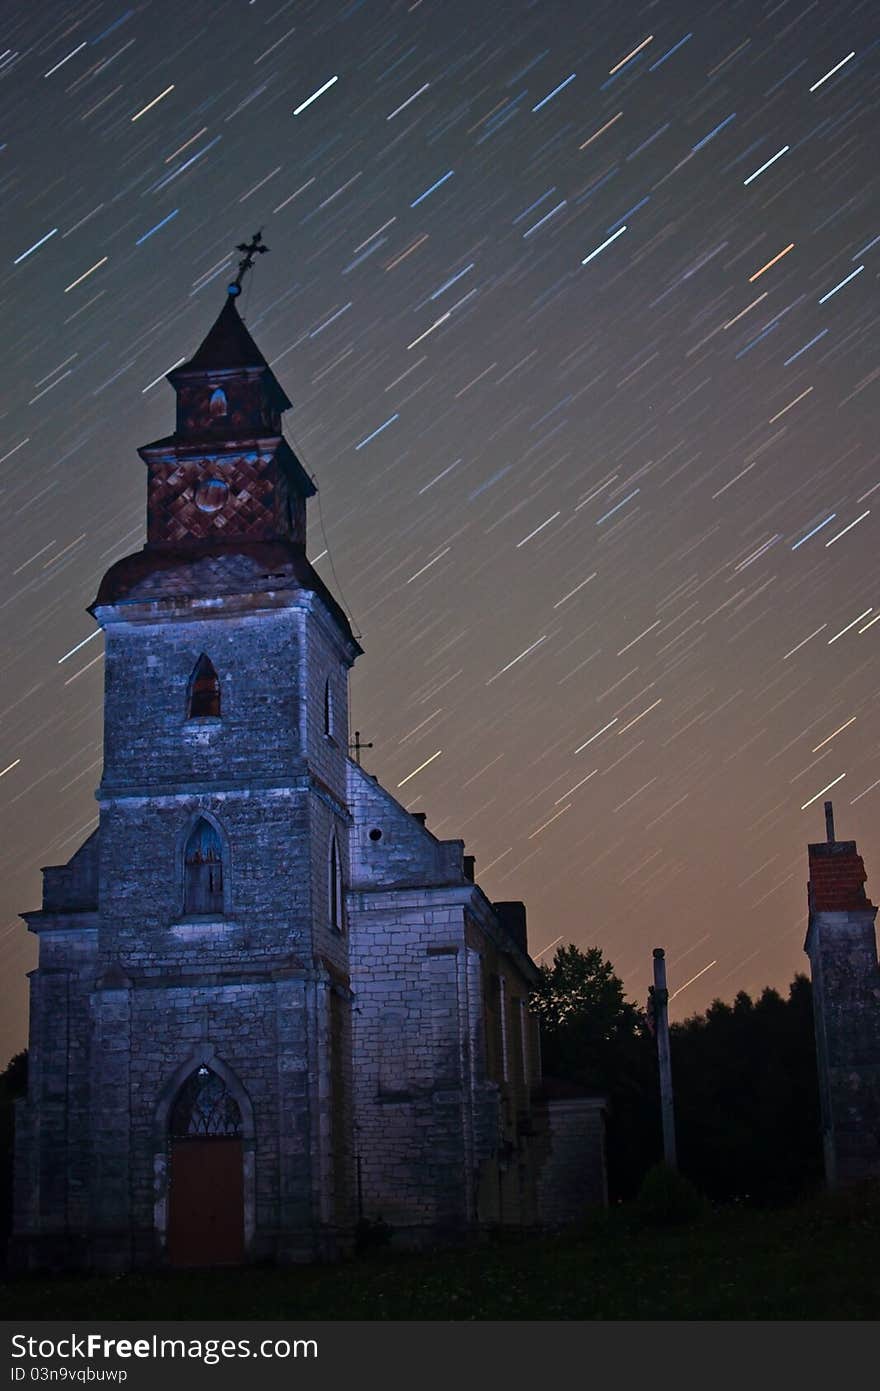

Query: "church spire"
<box><xmin>129</xmin><ymin>248</ymin><xmax>316</xmax><ymax>552</ymax></box>
<box><xmin>174</xmin><ymin>294</ymin><xmax>288</xmax><ymax>386</ymax></box>
<box><xmin>168</xmin><ymin>229</ymin><xmax>287</xmax><ymax>394</ymax></box>
<box><xmin>91</xmin><ymin>239</ymin><xmax>358</xmax><ymax>652</ymax></box>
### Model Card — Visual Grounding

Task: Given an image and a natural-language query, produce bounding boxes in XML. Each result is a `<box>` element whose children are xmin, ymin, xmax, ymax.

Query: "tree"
<box><xmin>532</xmin><ymin>944</ymin><xmax>643</xmax><ymax>1084</ymax></box>
<box><xmin>530</xmin><ymin>950</ymin><xmax>823</xmax><ymax>1205</ymax></box>
<box><xmin>670</xmin><ymin>976</ymin><xmax>821</xmax><ymax>1203</ymax></box>
<box><xmin>531</xmin><ymin>945</ymin><xmax>660</xmax><ymax>1198</ymax></box>
<box><xmin>0</xmin><ymin>1050</ymin><xmax>27</xmax><ymax>1261</ymax></box>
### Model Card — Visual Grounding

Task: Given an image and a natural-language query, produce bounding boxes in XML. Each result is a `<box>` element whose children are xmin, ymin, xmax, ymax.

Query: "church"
<box><xmin>11</xmin><ymin>250</ymin><xmax>606</xmax><ymax>1271</ymax></box>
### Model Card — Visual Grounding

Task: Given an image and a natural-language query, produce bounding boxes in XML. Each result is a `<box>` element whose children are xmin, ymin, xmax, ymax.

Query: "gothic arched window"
<box><xmin>208</xmin><ymin>387</ymin><xmax>228</xmax><ymax>418</ymax></box>
<box><xmin>184</xmin><ymin>817</ymin><xmax>224</xmax><ymax>915</ymax></box>
<box><xmin>170</xmin><ymin>1066</ymin><xmax>241</xmax><ymax>1138</ymax></box>
<box><xmin>329</xmin><ymin>834</ymin><xmax>343</xmax><ymax>931</ymax></box>
<box><xmin>188</xmin><ymin>654</ymin><xmax>221</xmax><ymax>719</ymax></box>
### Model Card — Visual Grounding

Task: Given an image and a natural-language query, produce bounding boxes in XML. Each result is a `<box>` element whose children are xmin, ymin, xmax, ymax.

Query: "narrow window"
<box><xmin>482</xmin><ymin>967</ymin><xmax>498</xmax><ymax>1078</ymax></box>
<box><xmin>184</xmin><ymin>817</ymin><xmax>224</xmax><ymax>915</ymax></box>
<box><xmin>498</xmin><ymin>974</ymin><xmax>509</xmax><ymax>1083</ymax></box>
<box><xmin>518</xmin><ymin>998</ymin><xmax>529</xmax><ymax>1088</ymax></box>
<box><xmin>329</xmin><ymin>834</ymin><xmax>343</xmax><ymax>931</ymax></box>
<box><xmin>209</xmin><ymin>387</ymin><xmax>228</xmax><ymax>418</ymax></box>
<box><xmin>188</xmin><ymin>654</ymin><xmax>220</xmax><ymax>719</ymax></box>
<box><xmin>323</xmin><ymin>677</ymin><xmax>332</xmax><ymax>738</ymax></box>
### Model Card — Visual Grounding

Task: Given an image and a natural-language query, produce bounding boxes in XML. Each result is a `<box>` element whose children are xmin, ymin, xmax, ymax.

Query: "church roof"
<box><xmin>91</xmin><ymin>539</ymin><xmax>361</xmax><ymax>652</ymax></box>
<box><xmin>179</xmin><ymin>295</ymin><xmax>271</xmax><ymax>373</ymax></box>
<box><xmin>168</xmin><ymin>295</ymin><xmax>293</xmax><ymax>411</ymax></box>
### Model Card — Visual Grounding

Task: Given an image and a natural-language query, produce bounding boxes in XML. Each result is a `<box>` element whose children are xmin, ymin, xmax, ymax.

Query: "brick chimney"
<box><xmin>807</xmin><ymin>839</ymin><xmax>874</xmax><ymax>913</ymax></box>
<box><xmin>492</xmin><ymin>901</ymin><xmax>528</xmax><ymax>954</ymax></box>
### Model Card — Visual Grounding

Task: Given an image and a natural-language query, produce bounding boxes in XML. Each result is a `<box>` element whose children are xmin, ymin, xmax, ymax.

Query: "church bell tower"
<box><xmin>13</xmin><ymin>239</ymin><xmax>362</xmax><ymax>1270</ymax></box>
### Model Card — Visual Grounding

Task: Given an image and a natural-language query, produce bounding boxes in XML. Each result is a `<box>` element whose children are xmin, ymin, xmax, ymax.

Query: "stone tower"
<box><xmin>804</xmin><ymin>801</ymin><xmax>880</xmax><ymax>1187</ymax></box>
<box><xmin>13</xmin><ymin>288</ymin><xmax>362</xmax><ymax>1269</ymax></box>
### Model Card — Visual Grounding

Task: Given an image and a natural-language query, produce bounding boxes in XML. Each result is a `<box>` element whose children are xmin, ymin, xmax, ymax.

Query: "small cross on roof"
<box><xmin>227</xmin><ymin>230</ymin><xmax>269</xmax><ymax>297</ymax></box>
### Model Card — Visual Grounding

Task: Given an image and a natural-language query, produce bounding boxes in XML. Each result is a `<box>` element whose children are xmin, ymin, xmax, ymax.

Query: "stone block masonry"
<box><xmin>805</xmin><ymin>808</ymin><xmax>880</xmax><ymax>1187</ymax></box>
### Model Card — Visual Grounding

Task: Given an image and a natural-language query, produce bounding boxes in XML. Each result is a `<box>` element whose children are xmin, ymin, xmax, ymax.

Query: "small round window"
<box><xmin>369</xmin><ymin>828</ymin><xmax>382</xmax><ymax>842</ymax></box>
<box><xmin>194</xmin><ymin>478</ymin><xmax>228</xmax><ymax>513</ymax></box>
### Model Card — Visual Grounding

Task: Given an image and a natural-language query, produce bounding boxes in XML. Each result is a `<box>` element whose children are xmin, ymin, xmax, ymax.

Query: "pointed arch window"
<box><xmin>329</xmin><ymin>834</ymin><xmax>343</xmax><ymax>932</ymax></box>
<box><xmin>208</xmin><ymin>387</ymin><xmax>228</xmax><ymax>418</ymax></box>
<box><xmin>184</xmin><ymin>817</ymin><xmax>224</xmax><ymax>915</ymax></box>
<box><xmin>170</xmin><ymin>1066</ymin><xmax>241</xmax><ymax>1138</ymax></box>
<box><xmin>188</xmin><ymin>654</ymin><xmax>221</xmax><ymax>719</ymax></box>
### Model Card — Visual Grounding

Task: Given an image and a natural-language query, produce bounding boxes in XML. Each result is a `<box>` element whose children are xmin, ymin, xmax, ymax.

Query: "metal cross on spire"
<box><xmin>227</xmin><ymin>229</ymin><xmax>269</xmax><ymax>298</ymax></box>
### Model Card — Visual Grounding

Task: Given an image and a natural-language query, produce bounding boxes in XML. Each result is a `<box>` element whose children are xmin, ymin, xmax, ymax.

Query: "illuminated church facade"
<box><xmin>12</xmin><ymin>275</ymin><xmax>605</xmax><ymax>1271</ymax></box>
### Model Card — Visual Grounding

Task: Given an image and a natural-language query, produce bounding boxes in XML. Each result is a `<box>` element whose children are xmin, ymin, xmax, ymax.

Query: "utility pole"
<box><xmin>651</xmin><ymin>947</ymin><xmax>678</xmax><ymax>1170</ymax></box>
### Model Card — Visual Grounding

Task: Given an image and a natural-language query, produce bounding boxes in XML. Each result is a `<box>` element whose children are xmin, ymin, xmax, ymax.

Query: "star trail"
<box><xmin>1</xmin><ymin>0</ymin><xmax>878</xmax><ymax>1063</ymax></box>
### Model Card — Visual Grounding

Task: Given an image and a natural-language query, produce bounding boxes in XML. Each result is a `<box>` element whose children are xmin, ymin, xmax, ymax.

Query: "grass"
<box><xmin>3</xmin><ymin>1183</ymin><xmax>879</xmax><ymax>1320</ymax></box>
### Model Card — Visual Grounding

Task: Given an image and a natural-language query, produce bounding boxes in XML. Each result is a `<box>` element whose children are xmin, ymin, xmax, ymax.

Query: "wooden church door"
<box><xmin>167</xmin><ymin>1066</ymin><xmax>244</xmax><ymax>1267</ymax></box>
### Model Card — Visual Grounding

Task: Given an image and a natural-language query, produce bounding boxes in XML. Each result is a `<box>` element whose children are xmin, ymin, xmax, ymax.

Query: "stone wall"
<box><xmin>100</xmin><ymin>608</ymin><xmax>306</xmax><ymax>795</ymax></box>
<box><xmin>346</xmin><ymin>760</ymin><xmax>548</xmax><ymax>1241</ymax></box>
<box><xmin>41</xmin><ymin>831</ymin><xmax>98</xmax><ymax>911</ymax></box>
<box><xmin>96</xmin><ymin>790</ymin><xmax>310</xmax><ymax>960</ymax></box>
<box><xmin>532</xmin><ymin>1097</ymin><xmax>608</xmax><ymax>1225</ymax></box>
<box><xmin>347</xmin><ymin>890</ymin><xmax>468</xmax><ymax>1234</ymax></box>
<box><xmin>347</xmin><ymin>764</ymin><xmax>464</xmax><ymax>890</ymax></box>
<box><xmin>806</xmin><ymin>908</ymin><xmax>880</xmax><ymax>1186</ymax></box>
<box><xmin>806</xmin><ymin>830</ymin><xmax>880</xmax><ymax>1187</ymax></box>
<box><xmin>12</xmin><ymin>920</ymin><xmax>97</xmax><ymax>1267</ymax></box>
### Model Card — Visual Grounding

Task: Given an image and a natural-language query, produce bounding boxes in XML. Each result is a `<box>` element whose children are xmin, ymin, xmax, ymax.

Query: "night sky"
<box><xmin>2</xmin><ymin>0</ymin><xmax>878</xmax><ymax>1065</ymax></box>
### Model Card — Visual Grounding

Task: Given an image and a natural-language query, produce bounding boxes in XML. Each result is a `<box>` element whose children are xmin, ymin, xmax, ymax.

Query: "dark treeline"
<box><xmin>533</xmin><ymin>945</ymin><xmax>823</xmax><ymax>1204</ymax></box>
<box><xmin>0</xmin><ymin>1050</ymin><xmax>26</xmax><ymax>1259</ymax></box>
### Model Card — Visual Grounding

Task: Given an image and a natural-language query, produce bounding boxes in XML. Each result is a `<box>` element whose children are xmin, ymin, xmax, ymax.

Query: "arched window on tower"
<box><xmin>329</xmin><ymin>834</ymin><xmax>343</xmax><ymax>932</ymax></box>
<box><xmin>184</xmin><ymin>817</ymin><xmax>224</xmax><ymax>915</ymax></box>
<box><xmin>188</xmin><ymin>654</ymin><xmax>221</xmax><ymax>719</ymax></box>
<box><xmin>208</xmin><ymin>387</ymin><xmax>228</xmax><ymax>418</ymax></box>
